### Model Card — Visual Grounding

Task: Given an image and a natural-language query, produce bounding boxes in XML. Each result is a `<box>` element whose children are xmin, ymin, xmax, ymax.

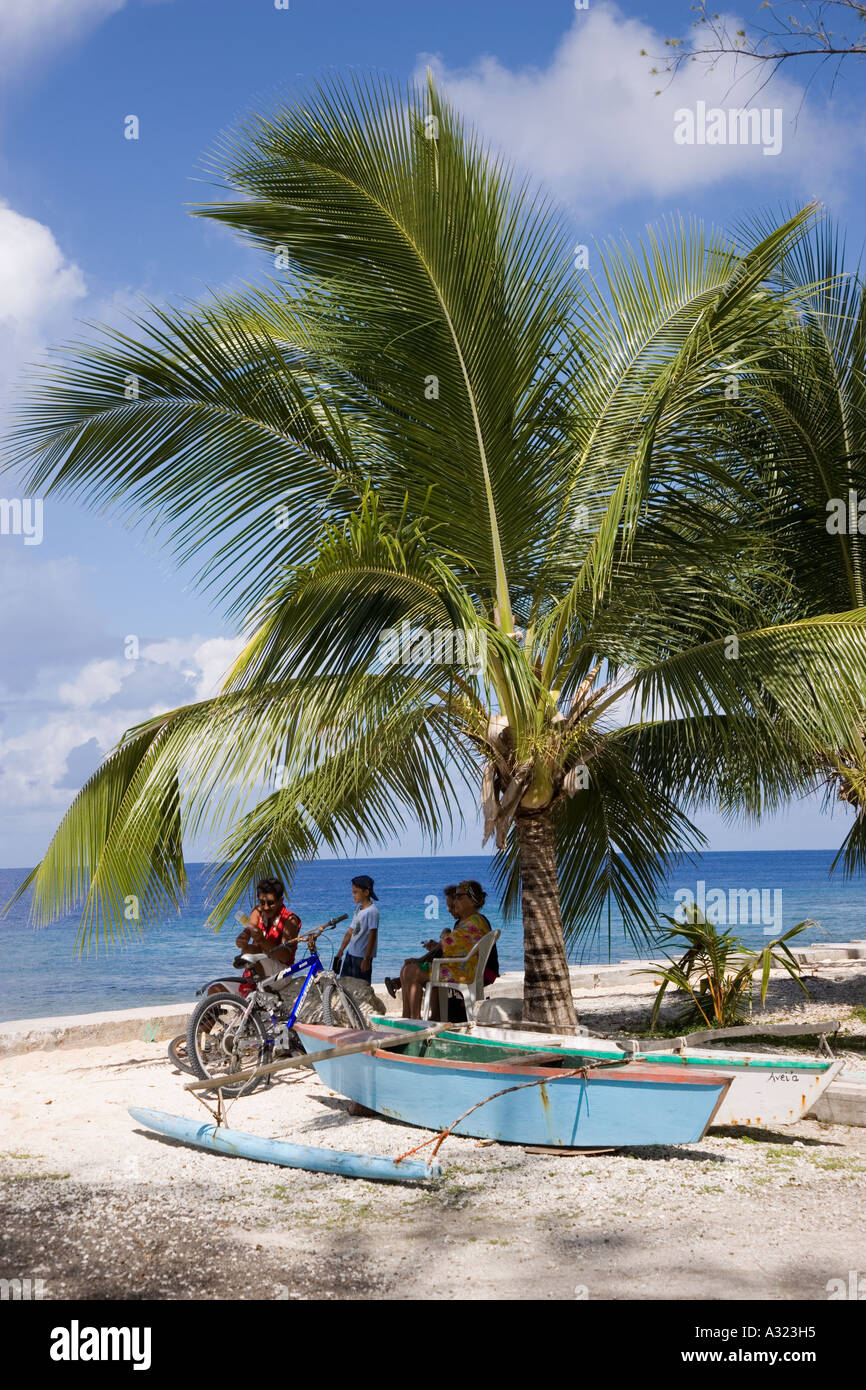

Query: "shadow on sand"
<box><xmin>709</xmin><ymin>1124</ymin><xmax>839</xmax><ymax>1147</ymax></box>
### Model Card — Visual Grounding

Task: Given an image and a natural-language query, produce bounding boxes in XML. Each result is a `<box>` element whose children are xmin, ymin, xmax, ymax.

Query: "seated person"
<box><xmin>384</xmin><ymin>883</ymin><xmax>456</xmax><ymax>998</ymax></box>
<box><xmin>237</xmin><ymin>875</ymin><xmax>302</xmax><ymax>975</ymax></box>
<box><xmin>208</xmin><ymin>876</ymin><xmax>301</xmax><ymax>996</ymax></box>
<box><xmin>394</xmin><ymin>881</ymin><xmax>494</xmax><ymax>1020</ymax></box>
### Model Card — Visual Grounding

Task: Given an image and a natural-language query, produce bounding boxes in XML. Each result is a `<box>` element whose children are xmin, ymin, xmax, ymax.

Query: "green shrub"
<box><xmin>639</xmin><ymin>913</ymin><xmax>811</xmax><ymax>1031</ymax></box>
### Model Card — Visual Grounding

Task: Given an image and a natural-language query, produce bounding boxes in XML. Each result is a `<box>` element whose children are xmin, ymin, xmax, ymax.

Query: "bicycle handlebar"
<box><xmin>249</xmin><ymin>914</ymin><xmax>349</xmax><ymax>952</ymax></box>
<box><xmin>237</xmin><ymin>914</ymin><xmax>349</xmax><ymax>967</ymax></box>
<box><xmin>292</xmin><ymin>913</ymin><xmax>349</xmax><ymax>949</ymax></box>
<box><xmin>305</xmin><ymin>913</ymin><xmax>349</xmax><ymax>935</ymax></box>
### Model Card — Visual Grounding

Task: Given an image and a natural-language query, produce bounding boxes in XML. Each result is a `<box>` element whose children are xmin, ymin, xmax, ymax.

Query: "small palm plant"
<box><xmin>643</xmin><ymin>912</ymin><xmax>812</xmax><ymax>1031</ymax></box>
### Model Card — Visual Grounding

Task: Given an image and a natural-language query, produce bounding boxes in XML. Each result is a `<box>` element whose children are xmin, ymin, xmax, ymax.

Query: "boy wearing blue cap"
<box><xmin>334</xmin><ymin>875</ymin><xmax>379</xmax><ymax>984</ymax></box>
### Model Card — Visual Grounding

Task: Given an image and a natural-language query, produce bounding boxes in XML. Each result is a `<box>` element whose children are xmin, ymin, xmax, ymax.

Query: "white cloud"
<box><xmin>53</xmin><ymin>635</ymin><xmax>246</xmax><ymax>718</ymax></box>
<box><xmin>0</xmin><ymin>1</ymin><xmax>127</xmax><ymax>67</ymax></box>
<box><xmin>191</xmin><ymin>636</ymin><xmax>246</xmax><ymax>700</ymax></box>
<box><xmin>0</xmin><ymin>555</ymin><xmax>110</xmax><ymax>689</ymax></box>
<box><xmin>0</xmin><ymin>202</ymin><xmax>86</xmax><ymax>392</ymax></box>
<box><xmin>423</xmin><ymin>5</ymin><xmax>860</xmax><ymax>219</ymax></box>
<box><xmin>0</xmin><ymin>205</ymin><xmax>85</xmax><ymax>325</ymax></box>
<box><xmin>58</xmin><ymin>658</ymin><xmax>129</xmax><ymax>707</ymax></box>
<box><xmin>140</xmin><ymin>635</ymin><xmax>244</xmax><ymax>698</ymax></box>
<box><xmin>0</xmin><ymin>709</ymin><xmax>137</xmax><ymax>809</ymax></box>
<box><xmin>140</xmin><ymin>636</ymin><xmax>200</xmax><ymax>669</ymax></box>
<box><xmin>0</xmin><ymin>631</ymin><xmax>246</xmax><ymax>822</ymax></box>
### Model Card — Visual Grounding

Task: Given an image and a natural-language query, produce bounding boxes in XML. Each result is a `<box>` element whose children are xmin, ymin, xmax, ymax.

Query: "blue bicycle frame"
<box><xmin>255</xmin><ymin>917</ymin><xmax>347</xmax><ymax>1044</ymax></box>
<box><xmin>264</xmin><ymin>946</ymin><xmax>326</xmax><ymax>1031</ymax></box>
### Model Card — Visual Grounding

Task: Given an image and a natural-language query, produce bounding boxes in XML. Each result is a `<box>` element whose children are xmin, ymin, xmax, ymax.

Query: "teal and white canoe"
<box><xmin>128</xmin><ymin>1107</ymin><xmax>440</xmax><ymax>1181</ymax></box>
<box><xmin>295</xmin><ymin>1023</ymin><xmax>732</xmax><ymax>1147</ymax></box>
<box><xmin>370</xmin><ymin>1018</ymin><xmax>845</xmax><ymax>1128</ymax></box>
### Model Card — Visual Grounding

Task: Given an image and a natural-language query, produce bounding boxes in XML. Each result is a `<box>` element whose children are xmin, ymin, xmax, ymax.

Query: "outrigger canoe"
<box><xmin>128</xmin><ymin>1106</ymin><xmax>440</xmax><ymax>1181</ymax></box>
<box><xmin>369</xmin><ymin>1017</ymin><xmax>845</xmax><ymax>1128</ymax></box>
<box><xmin>295</xmin><ymin>1023</ymin><xmax>733</xmax><ymax>1146</ymax></box>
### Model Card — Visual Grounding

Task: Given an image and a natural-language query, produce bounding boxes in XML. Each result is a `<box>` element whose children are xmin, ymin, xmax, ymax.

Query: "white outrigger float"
<box><xmin>371</xmin><ymin>1017</ymin><xmax>846</xmax><ymax>1128</ymax></box>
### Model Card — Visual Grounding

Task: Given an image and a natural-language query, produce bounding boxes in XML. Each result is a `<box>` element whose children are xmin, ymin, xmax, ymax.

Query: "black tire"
<box><xmin>167</xmin><ymin>1034</ymin><xmax>196</xmax><ymax>1075</ymax></box>
<box><xmin>186</xmin><ymin>992</ymin><xmax>270</xmax><ymax>1097</ymax></box>
<box><xmin>321</xmin><ymin>978</ymin><xmax>368</xmax><ymax>1030</ymax></box>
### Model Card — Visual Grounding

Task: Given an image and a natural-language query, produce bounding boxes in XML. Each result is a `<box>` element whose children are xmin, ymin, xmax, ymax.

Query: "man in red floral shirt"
<box><xmin>235</xmin><ymin>876</ymin><xmax>302</xmax><ymax>978</ymax></box>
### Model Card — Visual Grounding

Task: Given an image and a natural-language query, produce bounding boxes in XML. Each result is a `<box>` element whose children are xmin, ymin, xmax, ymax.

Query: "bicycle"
<box><xmin>184</xmin><ymin>915</ymin><xmax>368</xmax><ymax>1096</ymax></box>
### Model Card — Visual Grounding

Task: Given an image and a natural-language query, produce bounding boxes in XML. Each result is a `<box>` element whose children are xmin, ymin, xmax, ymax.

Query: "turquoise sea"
<box><xmin>1</xmin><ymin>850</ymin><xmax>864</xmax><ymax>1022</ymax></box>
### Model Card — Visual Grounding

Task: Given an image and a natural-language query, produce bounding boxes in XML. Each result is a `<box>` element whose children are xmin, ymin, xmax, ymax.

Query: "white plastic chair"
<box><xmin>422</xmin><ymin>929</ymin><xmax>501</xmax><ymax>1023</ymax></box>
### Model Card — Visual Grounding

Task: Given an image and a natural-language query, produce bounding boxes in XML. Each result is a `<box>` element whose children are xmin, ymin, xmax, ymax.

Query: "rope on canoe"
<box><xmin>394</xmin><ymin>1055</ymin><xmax>631</xmax><ymax>1168</ymax></box>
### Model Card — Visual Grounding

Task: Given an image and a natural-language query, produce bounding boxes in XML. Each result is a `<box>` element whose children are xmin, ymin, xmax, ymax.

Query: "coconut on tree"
<box><xmin>9</xmin><ymin>75</ymin><xmax>866</xmax><ymax>1029</ymax></box>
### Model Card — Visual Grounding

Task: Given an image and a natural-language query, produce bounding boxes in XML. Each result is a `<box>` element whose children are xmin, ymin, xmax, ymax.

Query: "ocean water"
<box><xmin>1</xmin><ymin>850</ymin><xmax>864</xmax><ymax>1022</ymax></box>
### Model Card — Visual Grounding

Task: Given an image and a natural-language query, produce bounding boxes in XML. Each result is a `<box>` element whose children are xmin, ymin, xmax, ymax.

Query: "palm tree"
<box><xmin>723</xmin><ymin>217</ymin><xmax>866</xmax><ymax>871</ymax></box>
<box><xmin>9</xmin><ymin>76</ymin><xmax>866</xmax><ymax>1029</ymax></box>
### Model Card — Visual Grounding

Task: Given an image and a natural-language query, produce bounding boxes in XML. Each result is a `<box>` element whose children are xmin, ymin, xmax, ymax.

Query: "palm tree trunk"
<box><xmin>515</xmin><ymin>810</ymin><xmax>578</xmax><ymax>1030</ymax></box>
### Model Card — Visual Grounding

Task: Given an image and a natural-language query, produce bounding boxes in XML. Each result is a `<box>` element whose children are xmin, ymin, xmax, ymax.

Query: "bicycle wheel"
<box><xmin>186</xmin><ymin>993</ymin><xmax>270</xmax><ymax>1097</ymax></box>
<box><xmin>167</xmin><ymin>1034</ymin><xmax>196</xmax><ymax>1075</ymax></box>
<box><xmin>321</xmin><ymin>978</ymin><xmax>368</xmax><ymax>1030</ymax></box>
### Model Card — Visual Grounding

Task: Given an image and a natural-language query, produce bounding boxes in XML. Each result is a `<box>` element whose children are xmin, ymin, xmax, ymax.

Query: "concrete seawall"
<box><xmin>0</xmin><ymin>1001</ymin><xmax>194</xmax><ymax>1057</ymax></box>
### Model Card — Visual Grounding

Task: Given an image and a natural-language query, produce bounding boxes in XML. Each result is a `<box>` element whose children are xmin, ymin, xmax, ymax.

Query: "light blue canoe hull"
<box><xmin>295</xmin><ymin>1025</ymin><xmax>732</xmax><ymax>1147</ymax></box>
<box><xmin>369</xmin><ymin>1017</ymin><xmax>845</xmax><ymax>1128</ymax></box>
<box><xmin>128</xmin><ymin>1107</ymin><xmax>439</xmax><ymax>1181</ymax></box>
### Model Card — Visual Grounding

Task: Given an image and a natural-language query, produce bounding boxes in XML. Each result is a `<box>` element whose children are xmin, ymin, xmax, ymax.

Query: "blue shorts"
<box><xmin>340</xmin><ymin>955</ymin><xmax>372</xmax><ymax>984</ymax></box>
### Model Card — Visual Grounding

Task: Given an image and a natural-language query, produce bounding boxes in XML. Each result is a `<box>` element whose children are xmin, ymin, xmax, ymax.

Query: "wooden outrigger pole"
<box><xmin>183</xmin><ymin>1023</ymin><xmax>450</xmax><ymax>1093</ymax></box>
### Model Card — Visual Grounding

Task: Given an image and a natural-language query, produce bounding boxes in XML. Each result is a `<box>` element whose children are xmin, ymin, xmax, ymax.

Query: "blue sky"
<box><xmin>0</xmin><ymin>0</ymin><xmax>864</xmax><ymax>865</ymax></box>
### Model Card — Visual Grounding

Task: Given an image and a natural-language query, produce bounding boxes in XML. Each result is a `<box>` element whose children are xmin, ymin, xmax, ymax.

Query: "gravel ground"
<box><xmin>1</xmin><ymin>969</ymin><xmax>865</xmax><ymax>1302</ymax></box>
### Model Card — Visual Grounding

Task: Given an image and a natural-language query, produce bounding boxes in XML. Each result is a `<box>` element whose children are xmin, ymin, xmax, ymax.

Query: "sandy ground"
<box><xmin>1</xmin><ymin>970</ymin><xmax>865</xmax><ymax>1302</ymax></box>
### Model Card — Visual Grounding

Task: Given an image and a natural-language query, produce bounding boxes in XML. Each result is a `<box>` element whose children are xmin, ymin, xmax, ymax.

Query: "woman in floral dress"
<box><xmin>395</xmin><ymin>880</ymin><xmax>494</xmax><ymax>1018</ymax></box>
<box><xmin>438</xmin><ymin>882</ymin><xmax>491</xmax><ymax>984</ymax></box>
